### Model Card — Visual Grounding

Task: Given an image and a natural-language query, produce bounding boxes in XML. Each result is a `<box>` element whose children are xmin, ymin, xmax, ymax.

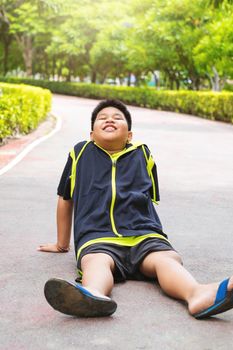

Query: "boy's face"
<box><xmin>90</xmin><ymin>107</ymin><xmax>132</xmax><ymax>151</ymax></box>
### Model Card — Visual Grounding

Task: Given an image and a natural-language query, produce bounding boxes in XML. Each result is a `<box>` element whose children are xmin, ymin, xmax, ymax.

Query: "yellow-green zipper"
<box><xmin>93</xmin><ymin>143</ymin><xmax>122</xmax><ymax>236</ymax></box>
<box><xmin>110</xmin><ymin>158</ymin><xmax>122</xmax><ymax>236</ymax></box>
<box><xmin>94</xmin><ymin>142</ymin><xmax>142</xmax><ymax>237</ymax></box>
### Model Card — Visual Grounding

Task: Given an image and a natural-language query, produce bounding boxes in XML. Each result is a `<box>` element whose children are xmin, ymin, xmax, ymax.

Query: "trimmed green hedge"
<box><xmin>0</xmin><ymin>77</ymin><xmax>233</xmax><ymax>124</ymax></box>
<box><xmin>0</xmin><ymin>82</ymin><xmax>51</xmax><ymax>142</ymax></box>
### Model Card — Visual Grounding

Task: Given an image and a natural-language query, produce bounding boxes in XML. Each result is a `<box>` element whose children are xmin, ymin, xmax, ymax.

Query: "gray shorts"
<box><xmin>77</xmin><ymin>237</ymin><xmax>175</xmax><ymax>282</ymax></box>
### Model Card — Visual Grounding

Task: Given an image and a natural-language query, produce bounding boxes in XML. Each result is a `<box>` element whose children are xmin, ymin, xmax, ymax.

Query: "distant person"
<box><xmin>38</xmin><ymin>99</ymin><xmax>233</xmax><ymax>319</ymax></box>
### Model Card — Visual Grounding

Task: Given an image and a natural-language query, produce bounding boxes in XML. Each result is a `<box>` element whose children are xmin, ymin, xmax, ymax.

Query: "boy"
<box><xmin>38</xmin><ymin>99</ymin><xmax>233</xmax><ymax>319</ymax></box>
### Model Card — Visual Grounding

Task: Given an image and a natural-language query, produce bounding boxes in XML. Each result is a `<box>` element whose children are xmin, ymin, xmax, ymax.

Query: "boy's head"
<box><xmin>90</xmin><ymin>99</ymin><xmax>133</xmax><ymax>151</ymax></box>
<box><xmin>91</xmin><ymin>99</ymin><xmax>132</xmax><ymax>131</ymax></box>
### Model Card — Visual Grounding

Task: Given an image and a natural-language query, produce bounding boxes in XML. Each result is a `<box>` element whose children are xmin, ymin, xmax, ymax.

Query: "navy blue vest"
<box><xmin>70</xmin><ymin>141</ymin><xmax>166</xmax><ymax>253</ymax></box>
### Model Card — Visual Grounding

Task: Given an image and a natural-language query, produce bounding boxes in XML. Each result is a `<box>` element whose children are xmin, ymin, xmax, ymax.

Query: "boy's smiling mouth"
<box><xmin>103</xmin><ymin>125</ymin><xmax>117</xmax><ymax>132</ymax></box>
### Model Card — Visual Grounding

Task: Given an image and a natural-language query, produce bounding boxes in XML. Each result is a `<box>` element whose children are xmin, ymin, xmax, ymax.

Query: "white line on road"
<box><xmin>0</xmin><ymin>114</ymin><xmax>62</xmax><ymax>176</ymax></box>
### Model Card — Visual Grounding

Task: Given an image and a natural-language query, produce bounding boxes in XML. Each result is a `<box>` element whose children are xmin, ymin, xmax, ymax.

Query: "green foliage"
<box><xmin>0</xmin><ymin>82</ymin><xmax>51</xmax><ymax>142</ymax></box>
<box><xmin>1</xmin><ymin>77</ymin><xmax>232</xmax><ymax>124</ymax></box>
<box><xmin>193</xmin><ymin>2</ymin><xmax>233</xmax><ymax>84</ymax></box>
<box><xmin>224</xmin><ymin>83</ymin><xmax>233</xmax><ymax>92</ymax></box>
<box><xmin>0</xmin><ymin>0</ymin><xmax>232</xmax><ymax>90</ymax></box>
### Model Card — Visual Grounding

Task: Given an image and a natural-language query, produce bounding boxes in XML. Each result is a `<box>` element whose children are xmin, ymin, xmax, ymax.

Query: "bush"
<box><xmin>0</xmin><ymin>82</ymin><xmax>51</xmax><ymax>142</ymax></box>
<box><xmin>223</xmin><ymin>83</ymin><xmax>233</xmax><ymax>93</ymax></box>
<box><xmin>0</xmin><ymin>77</ymin><xmax>232</xmax><ymax>124</ymax></box>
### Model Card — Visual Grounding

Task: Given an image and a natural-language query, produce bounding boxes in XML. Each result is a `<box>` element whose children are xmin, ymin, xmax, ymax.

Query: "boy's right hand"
<box><xmin>37</xmin><ymin>243</ymin><xmax>70</xmax><ymax>253</ymax></box>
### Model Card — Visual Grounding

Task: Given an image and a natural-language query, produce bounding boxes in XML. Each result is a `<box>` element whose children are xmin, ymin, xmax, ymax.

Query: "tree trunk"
<box><xmin>57</xmin><ymin>65</ymin><xmax>62</xmax><ymax>81</ymax></box>
<box><xmin>163</xmin><ymin>75</ymin><xmax>168</xmax><ymax>89</ymax></box>
<box><xmin>212</xmin><ymin>66</ymin><xmax>220</xmax><ymax>91</ymax></box>
<box><xmin>191</xmin><ymin>76</ymin><xmax>200</xmax><ymax>91</ymax></box>
<box><xmin>52</xmin><ymin>56</ymin><xmax>56</xmax><ymax>80</ymax></box>
<box><xmin>23</xmin><ymin>36</ymin><xmax>33</xmax><ymax>76</ymax></box>
<box><xmin>206</xmin><ymin>73</ymin><xmax>214</xmax><ymax>90</ymax></box>
<box><xmin>66</xmin><ymin>58</ymin><xmax>74</xmax><ymax>82</ymax></box>
<box><xmin>0</xmin><ymin>10</ymin><xmax>11</xmax><ymax>75</ymax></box>
<box><xmin>127</xmin><ymin>73</ymin><xmax>131</xmax><ymax>86</ymax></box>
<box><xmin>175</xmin><ymin>79</ymin><xmax>180</xmax><ymax>90</ymax></box>
<box><xmin>3</xmin><ymin>39</ymin><xmax>10</xmax><ymax>75</ymax></box>
<box><xmin>43</xmin><ymin>53</ymin><xmax>49</xmax><ymax>79</ymax></box>
<box><xmin>99</xmin><ymin>73</ymin><xmax>107</xmax><ymax>84</ymax></box>
<box><xmin>15</xmin><ymin>34</ymin><xmax>33</xmax><ymax>77</ymax></box>
<box><xmin>220</xmin><ymin>76</ymin><xmax>227</xmax><ymax>91</ymax></box>
<box><xmin>135</xmin><ymin>74</ymin><xmax>140</xmax><ymax>86</ymax></box>
<box><xmin>91</xmin><ymin>71</ymin><xmax>97</xmax><ymax>83</ymax></box>
<box><xmin>119</xmin><ymin>77</ymin><xmax>124</xmax><ymax>85</ymax></box>
<box><xmin>153</xmin><ymin>73</ymin><xmax>158</xmax><ymax>88</ymax></box>
<box><xmin>169</xmin><ymin>78</ymin><xmax>174</xmax><ymax>90</ymax></box>
<box><xmin>66</xmin><ymin>71</ymin><xmax>71</xmax><ymax>82</ymax></box>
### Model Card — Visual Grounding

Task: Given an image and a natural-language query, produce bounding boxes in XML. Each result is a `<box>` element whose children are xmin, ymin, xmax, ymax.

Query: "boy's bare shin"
<box><xmin>140</xmin><ymin>251</ymin><xmax>198</xmax><ymax>302</ymax></box>
<box><xmin>81</xmin><ymin>253</ymin><xmax>115</xmax><ymax>297</ymax></box>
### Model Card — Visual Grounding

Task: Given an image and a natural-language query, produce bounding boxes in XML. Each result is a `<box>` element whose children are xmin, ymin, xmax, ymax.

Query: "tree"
<box><xmin>194</xmin><ymin>2</ymin><xmax>233</xmax><ymax>90</ymax></box>
<box><xmin>128</xmin><ymin>0</ymin><xmax>212</xmax><ymax>89</ymax></box>
<box><xmin>8</xmin><ymin>1</ymin><xmax>52</xmax><ymax>76</ymax></box>
<box><xmin>0</xmin><ymin>0</ymin><xmax>232</xmax><ymax>89</ymax></box>
<box><xmin>89</xmin><ymin>24</ymin><xmax>129</xmax><ymax>84</ymax></box>
<box><xmin>0</xmin><ymin>0</ymin><xmax>16</xmax><ymax>75</ymax></box>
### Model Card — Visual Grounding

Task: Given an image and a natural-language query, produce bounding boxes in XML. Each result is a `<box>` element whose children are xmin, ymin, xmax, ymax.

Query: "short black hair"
<box><xmin>91</xmin><ymin>99</ymin><xmax>132</xmax><ymax>131</ymax></box>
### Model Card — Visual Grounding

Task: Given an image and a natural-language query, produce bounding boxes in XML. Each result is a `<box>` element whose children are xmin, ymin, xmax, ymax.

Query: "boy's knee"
<box><xmin>81</xmin><ymin>253</ymin><xmax>115</xmax><ymax>270</ymax></box>
<box><xmin>155</xmin><ymin>250</ymin><xmax>183</xmax><ymax>264</ymax></box>
<box><xmin>168</xmin><ymin>251</ymin><xmax>183</xmax><ymax>264</ymax></box>
<box><xmin>143</xmin><ymin>250</ymin><xmax>182</xmax><ymax>267</ymax></box>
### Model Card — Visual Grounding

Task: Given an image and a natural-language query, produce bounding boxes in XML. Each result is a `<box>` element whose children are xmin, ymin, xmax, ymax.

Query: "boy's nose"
<box><xmin>106</xmin><ymin>117</ymin><xmax>115</xmax><ymax>123</ymax></box>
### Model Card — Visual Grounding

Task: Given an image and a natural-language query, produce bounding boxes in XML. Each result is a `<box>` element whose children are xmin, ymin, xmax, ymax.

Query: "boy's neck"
<box><xmin>94</xmin><ymin>141</ymin><xmax>127</xmax><ymax>155</ymax></box>
<box><xmin>108</xmin><ymin>149</ymin><xmax>124</xmax><ymax>155</ymax></box>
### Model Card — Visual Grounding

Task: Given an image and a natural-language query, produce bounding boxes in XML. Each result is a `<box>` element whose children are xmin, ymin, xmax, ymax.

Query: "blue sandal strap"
<box><xmin>215</xmin><ymin>278</ymin><xmax>229</xmax><ymax>304</ymax></box>
<box><xmin>75</xmin><ymin>284</ymin><xmax>94</xmax><ymax>297</ymax></box>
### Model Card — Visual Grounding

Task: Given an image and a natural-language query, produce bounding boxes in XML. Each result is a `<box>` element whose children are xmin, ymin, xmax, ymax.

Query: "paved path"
<box><xmin>0</xmin><ymin>114</ymin><xmax>56</xmax><ymax>170</ymax></box>
<box><xmin>1</xmin><ymin>95</ymin><xmax>233</xmax><ymax>350</ymax></box>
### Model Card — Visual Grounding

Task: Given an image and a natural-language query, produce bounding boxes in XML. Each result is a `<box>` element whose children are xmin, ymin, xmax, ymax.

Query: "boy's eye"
<box><xmin>96</xmin><ymin>114</ymin><xmax>124</xmax><ymax>121</ymax></box>
<box><xmin>114</xmin><ymin>115</ymin><xmax>123</xmax><ymax>120</ymax></box>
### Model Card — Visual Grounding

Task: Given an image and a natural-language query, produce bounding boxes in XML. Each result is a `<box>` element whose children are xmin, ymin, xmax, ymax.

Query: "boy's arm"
<box><xmin>143</xmin><ymin>145</ymin><xmax>160</xmax><ymax>202</ymax></box>
<box><xmin>37</xmin><ymin>196</ymin><xmax>73</xmax><ymax>253</ymax></box>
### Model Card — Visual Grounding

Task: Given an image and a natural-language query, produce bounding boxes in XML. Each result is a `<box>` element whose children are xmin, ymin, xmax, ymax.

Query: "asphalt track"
<box><xmin>1</xmin><ymin>95</ymin><xmax>233</xmax><ymax>350</ymax></box>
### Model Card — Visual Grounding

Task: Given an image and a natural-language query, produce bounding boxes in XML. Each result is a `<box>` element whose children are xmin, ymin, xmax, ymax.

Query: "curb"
<box><xmin>0</xmin><ymin>114</ymin><xmax>62</xmax><ymax>176</ymax></box>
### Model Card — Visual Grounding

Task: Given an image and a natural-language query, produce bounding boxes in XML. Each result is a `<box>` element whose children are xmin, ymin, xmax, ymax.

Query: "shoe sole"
<box><xmin>44</xmin><ymin>278</ymin><xmax>117</xmax><ymax>317</ymax></box>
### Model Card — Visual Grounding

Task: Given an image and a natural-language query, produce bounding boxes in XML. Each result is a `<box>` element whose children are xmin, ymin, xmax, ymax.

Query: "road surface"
<box><xmin>1</xmin><ymin>94</ymin><xmax>233</xmax><ymax>349</ymax></box>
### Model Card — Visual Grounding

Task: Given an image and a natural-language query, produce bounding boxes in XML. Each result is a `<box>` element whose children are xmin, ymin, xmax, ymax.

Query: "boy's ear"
<box><xmin>90</xmin><ymin>131</ymin><xmax>94</xmax><ymax>141</ymax></box>
<box><xmin>127</xmin><ymin>131</ymin><xmax>133</xmax><ymax>143</ymax></box>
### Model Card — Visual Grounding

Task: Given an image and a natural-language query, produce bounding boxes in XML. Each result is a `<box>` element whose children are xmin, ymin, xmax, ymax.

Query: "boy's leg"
<box><xmin>44</xmin><ymin>253</ymin><xmax>117</xmax><ymax>317</ymax></box>
<box><xmin>81</xmin><ymin>253</ymin><xmax>115</xmax><ymax>298</ymax></box>
<box><xmin>140</xmin><ymin>250</ymin><xmax>233</xmax><ymax>316</ymax></box>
